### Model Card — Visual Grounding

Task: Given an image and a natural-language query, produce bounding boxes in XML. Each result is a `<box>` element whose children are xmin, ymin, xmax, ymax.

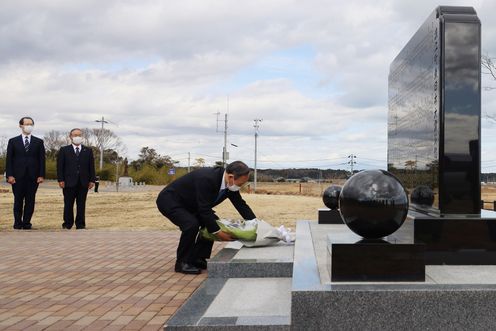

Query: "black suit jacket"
<box><xmin>5</xmin><ymin>135</ymin><xmax>46</xmax><ymax>180</ymax></box>
<box><xmin>159</xmin><ymin>167</ymin><xmax>256</xmax><ymax>233</ymax></box>
<box><xmin>57</xmin><ymin>145</ymin><xmax>96</xmax><ymax>188</ymax></box>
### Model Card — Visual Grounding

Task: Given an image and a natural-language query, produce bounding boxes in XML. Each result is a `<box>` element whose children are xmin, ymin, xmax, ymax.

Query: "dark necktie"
<box><xmin>75</xmin><ymin>147</ymin><xmax>80</xmax><ymax>157</ymax></box>
<box><xmin>24</xmin><ymin>137</ymin><xmax>29</xmax><ymax>152</ymax></box>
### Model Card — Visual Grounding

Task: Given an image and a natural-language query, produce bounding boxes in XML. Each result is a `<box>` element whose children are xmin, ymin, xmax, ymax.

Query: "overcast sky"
<box><xmin>1</xmin><ymin>0</ymin><xmax>496</xmax><ymax>171</ymax></box>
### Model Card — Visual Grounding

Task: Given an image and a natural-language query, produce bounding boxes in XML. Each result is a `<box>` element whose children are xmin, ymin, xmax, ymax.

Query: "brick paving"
<box><xmin>0</xmin><ymin>230</ymin><xmax>224</xmax><ymax>330</ymax></box>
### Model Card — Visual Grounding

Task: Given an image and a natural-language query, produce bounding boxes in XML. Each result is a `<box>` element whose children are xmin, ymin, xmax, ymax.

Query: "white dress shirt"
<box><xmin>212</xmin><ymin>171</ymin><xmax>228</xmax><ymax>234</ymax></box>
<box><xmin>219</xmin><ymin>171</ymin><xmax>227</xmax><ymax>191</ymax></box>
<box><xmin>72</xmin><ymin>144</ymin><xmax>82</xmax><ymax>154</ymax></box>
<box><xmin>22</xmin><ymin>134</ymin><xmax>31</xmax><ymax>145</ymax></box>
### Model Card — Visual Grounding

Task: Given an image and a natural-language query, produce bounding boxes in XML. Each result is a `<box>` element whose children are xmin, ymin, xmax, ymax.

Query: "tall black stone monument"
<box><xmin>388</xmin><ymin>6</ymin><xmax>480</xmax><ymax>214</ymax></box>
<box><xmin>388</xmin><ymin>6</ymin><xmax>496</xmax><ymax>264</ymax></box>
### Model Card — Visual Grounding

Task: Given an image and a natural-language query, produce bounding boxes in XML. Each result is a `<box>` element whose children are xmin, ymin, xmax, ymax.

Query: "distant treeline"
<box><xmin>254</xmin><ymin>168</ymin><xmax>351</xmax><ymax>182</ymax></box>
<box><xmin>482</xmin><ymin>173</ymin><xmax>496</xmax><ymax>182</ymax></box>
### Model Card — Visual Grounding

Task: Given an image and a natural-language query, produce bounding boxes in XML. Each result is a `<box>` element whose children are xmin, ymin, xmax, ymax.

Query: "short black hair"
<box><xmin>70</xmin><ymin>128</ymin><xmax>82</xmax><ymax>136</ymax></box>
<box><xmin>19</xmin><ymin>117</ymin><xmax>34</xmax><ymax>125</ymax></box>
<box><xmin>226</xmin><ymin>161</ymin><xmax>251</xmax><ymax>179</ymax></box>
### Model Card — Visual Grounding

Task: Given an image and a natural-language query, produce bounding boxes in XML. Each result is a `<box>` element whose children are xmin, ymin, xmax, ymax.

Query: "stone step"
<box><xmin>208</xmin><ymin>241</ymin><xmax>294</xmax><ymax>278</ymax></box>
<box><xmin>168</xmin><ymin>219</ymin><xmax>496</xmax><ymax>330</ymax></box>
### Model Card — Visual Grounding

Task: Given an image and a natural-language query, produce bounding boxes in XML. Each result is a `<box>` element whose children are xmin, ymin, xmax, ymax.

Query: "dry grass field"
<box><xmin>2</xmin><ymin>180</ymin><xmax>496</xmax><ymax>232</ymax></box>
<box><xmin>0</xmin><ymin>181</ymin><xmax>323</xmax><ymax>231</ymax></box>
<box><xmin>482</xmin><ymin>184</ymin><xmax>496</xmax><ymax>210</ymax></box>
<box><xmin>251</xmin><ymin>180</ymin><xmax>347</xmax><ymax>196</ymax></box>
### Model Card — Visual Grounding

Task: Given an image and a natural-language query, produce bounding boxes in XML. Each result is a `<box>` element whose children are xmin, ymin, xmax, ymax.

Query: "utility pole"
<box><xmin>253</xmin><ymin>119</ymin><xmax>262</xmax><ymax>192</ymax></box>
<box><xmin>115</xmin><ymin>160</ymin><xmax>120</xmax><ymax>192</ymax></box>
<box><xmin>214</xmin><ymin>111</ymin><xmax>229</xmax><ymax>168</ymax></box>
<box><xmin>188</xmin><ymin>152</ymin><xmax>191</xmax><ymax>173</ymax></box>
<box><xmin>347</xmin><ymin>154</ymin><xmax>357</xmax><ymax>176</ymax></box>
<box><xmin>223</xmin><ymin>113</ymin><xmax>228</xmax><ymax>168</ymax></box>
<box><xmin>319</xmin><ymin>169</ymin><xmax>323</xmax><ymax>194</ymax></box>
<box><xmin>95</xmin><ymin>116</ymin><xmax>109</xmax><ymax>170</ymax></box>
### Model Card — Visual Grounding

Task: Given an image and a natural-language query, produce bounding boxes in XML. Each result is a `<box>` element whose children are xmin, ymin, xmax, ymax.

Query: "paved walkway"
<box><xmin>0</xmin><ymin>230</ymin><xmax>223</xmax><ymax>330</ymax></box>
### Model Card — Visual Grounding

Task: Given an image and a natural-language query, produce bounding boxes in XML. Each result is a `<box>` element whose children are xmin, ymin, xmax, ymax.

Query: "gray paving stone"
<box><xmin>204</xmin><ymin>278</ymin><xmax>291</xmax><ymax>318</ymax></box>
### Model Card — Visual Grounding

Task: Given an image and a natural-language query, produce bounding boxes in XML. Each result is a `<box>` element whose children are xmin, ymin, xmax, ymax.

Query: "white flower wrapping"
<box><xmin>200</xmin><ymin>218</ymin><xmax>295</xmax><ymax>247</ymax></box>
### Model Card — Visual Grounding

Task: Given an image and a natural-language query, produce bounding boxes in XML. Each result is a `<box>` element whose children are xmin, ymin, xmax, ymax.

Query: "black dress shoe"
<box><xmin>176</xmin><ymin>262</ymin><xmax>201</xmax><ymax>274</ymax></box>
<box><xmin>193</xmin><ymin>258</ymin><xmax>208</xmax><ymax>270</ymax></box>
<box><xmin>13</xmin><ymin>225</ymin><xmax>22</xmax><ymax>230</ymax></box>
<box><xmin>62</xmin><ymin>224</ymin><xmax>71</xmax><ymax>230</ymax></box>
<box><xmin>22</xmin><ymin>224</ymin><xmax>32</xmax><ymax>230</ymax></box>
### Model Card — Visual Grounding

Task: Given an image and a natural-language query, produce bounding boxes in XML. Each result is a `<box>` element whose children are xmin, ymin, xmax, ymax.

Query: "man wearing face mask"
<box><xmin>5</xmin><ymin>117</ymin><xmax>46</xmax><ymax>230</ymax></box>
<box><xmin>156</xmin><ymin>161</ymin><xmax>256</xmax><ymax>274</ymax></box>
<box><xmin>57</xmin><ymin>128</ymin><xmax>96</xmax><ymax>230</ymax></box>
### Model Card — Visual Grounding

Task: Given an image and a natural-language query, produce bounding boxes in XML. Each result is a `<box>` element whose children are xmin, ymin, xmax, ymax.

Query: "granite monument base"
<box><xmin>166</xmin><ymin>220</ymin><xmax>496</xmax><ymax>330</ymax></box>
<box><xmin>317</xmin><ymin>208</ymin><xmax>343</xmax><ymax>224</ymax></box>
<box><xmin>292</xmin><ymin>221</ymin><xmax>496</xmax><ymax>330</ymax></box>
<box><xmin>327</xmin><ymin>233</ymin><xmax>425</xmax><ymax>282</ymax></box>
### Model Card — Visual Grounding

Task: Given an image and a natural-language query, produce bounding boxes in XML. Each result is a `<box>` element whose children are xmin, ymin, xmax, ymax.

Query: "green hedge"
<box><xmin>0</xmin><ymin>157</ymin><xmax>5</xmax><ymax>175</ymax></box>
<box><xmin>0</xmin><ymin>156</ymin><xmax>189</xmax><ymax>185</ymax></box>
<box><xmin>129</xmin><ymin>165</ymin><xmax>187</xmax><ymax>185</ymax></box>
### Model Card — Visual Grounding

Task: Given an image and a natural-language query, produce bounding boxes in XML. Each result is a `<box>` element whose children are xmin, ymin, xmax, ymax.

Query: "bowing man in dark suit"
<box><xmin>156</xmin><ymin>161</ymin><xmax>256</xmax><ymax>274</ymax></box>
<box><xmin>57</xmin><ymin>128</ymin><xmax>96</xmax><ymax>229</ymax></box>
<box><xmin>5</xmin><ymin>117</ymin><xmax>46</xmax><ymax>230</ymax></box>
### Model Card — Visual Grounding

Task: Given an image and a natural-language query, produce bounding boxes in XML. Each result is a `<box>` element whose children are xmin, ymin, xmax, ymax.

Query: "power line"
<box><xmin>253</xmin><ymin>118</ymin><xmax>263</xmax><ymax>192</ymax></box>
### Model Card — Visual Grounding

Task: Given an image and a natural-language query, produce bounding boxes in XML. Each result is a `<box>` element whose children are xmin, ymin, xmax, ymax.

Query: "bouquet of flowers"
<box><xmin>200</xmin><ymin>218</ymin><xmax>295</xmax><ymax>247</ymax></box>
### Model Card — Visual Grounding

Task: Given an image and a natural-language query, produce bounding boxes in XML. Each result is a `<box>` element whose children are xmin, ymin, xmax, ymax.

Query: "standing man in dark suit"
<box><xmin>5</xmin><ymin>117</ymin><xmax>46</xmax><ymax>230</ymax></box>
<box><xmin>156</xmin><ymin>161</ymin><xmax>256</xmax><ymax>274</ymax></box>
<box><xmin>57</xmin><ymin>128</ymin><xmax>96</xmax><ymax>230</ymax></box>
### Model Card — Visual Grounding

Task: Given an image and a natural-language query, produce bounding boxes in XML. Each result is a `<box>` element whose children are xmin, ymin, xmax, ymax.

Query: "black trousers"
<box><xmin>156</xmin><ymin>193</ymin><xmax>214</xmax><ymax>264</ymax></box>
<box><xmin>12</xmin><ymin>177</ymin><xmax>39</xmax><ymax>229</ymax></box>
<box><xmin>63</xmin><ymin>180</ymin><xmax>89</xmax><ymax>229</ymax></box>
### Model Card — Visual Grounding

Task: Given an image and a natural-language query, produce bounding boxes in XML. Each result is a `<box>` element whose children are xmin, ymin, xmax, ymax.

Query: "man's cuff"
<box><xmin>206</xmin><ymin>222</ymin><xmax>221</xmax><ymax>234</ymax></box>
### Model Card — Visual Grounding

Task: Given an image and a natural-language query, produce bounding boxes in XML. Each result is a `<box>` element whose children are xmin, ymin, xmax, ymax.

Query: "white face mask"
<box><xmin>72</xmin><ymin>136</ymin><xmax>83</xmax><ymax>145</ymax></box>
<box><xmin>228</xmin><ymin>184</ymin><xmax>241</xmax><ymax>192</ymax></box>
<box><xmin>22</xmin><ymin>125</ymin><xmax>33</xmax><ymax>134</ymax></box>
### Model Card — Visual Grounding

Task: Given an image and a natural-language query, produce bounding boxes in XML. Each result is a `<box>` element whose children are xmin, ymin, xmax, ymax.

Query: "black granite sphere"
<box><xmin>322</xmin><ymin>185</ymin><xmax>341</xmax><ymax>210</ymax></box>
<box><xmin>410</xmin><ymin>185</ymin><xmax>435</xmax><ymax>207</ymax></box>
<box><xmin>339</xmin><ymin>170</ymin><xmax>409</xmax><ymax>239</ymax></box>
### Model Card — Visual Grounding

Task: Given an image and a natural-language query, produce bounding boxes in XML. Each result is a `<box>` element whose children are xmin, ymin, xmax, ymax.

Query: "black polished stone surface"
<box><xmin>339</xmin><ymin>170</ymin><xmax>409</xmax><ymax>239</ymax></box>
<box><xmin>388</xmin><ymin>6</ymin><xmax>481</xmax><ymax>215</ymax></box>
<box><xmin>413</xmin><ymin>210</ymin><xmax>496</xmax><ymax>264</ymax></box>
<box><xmin>322</xmin><ymin>185</ymin><xmax>341</xmax><ymax>210</ymax></box>
<box><xmin>328</xmin><ymin>232</ymin><xmax>425</xmax><ymax>282</ymax></box>
<box><xmin>411</xmin><ymin>185</ymin><xmax>435</xmax><ymax>207</ymax></box>
<box><xmin>318</xmin><ymin>209</ymin><xmax>343</xmax><ymax>224</ymax></box>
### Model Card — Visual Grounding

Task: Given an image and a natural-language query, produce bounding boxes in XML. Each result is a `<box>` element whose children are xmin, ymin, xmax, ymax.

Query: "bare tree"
<box><xmin>83</xmin><ymin>128</ymin><xmax>123</xmax><ymax>152</ymax></box>
<box><xmin>43</xmin><ymin>130</ymin><xmax>70</xmax><ymax>159</ymax></box>
<box><xmin>194</xmin><ymin>157</ymin><xmax>206</xmax><ymax>168</ymax></box>
<box><xmin>482</xmin><ymin>54</ymin><xmax>496</xmax><ymax>91</ymax></box>
<box><xmin>482</xmin><ymin>55</ymin><xmax>496</xmax><ymax>124</ymax></box>
<box><xmin>0</xmin><ymin>136</ymin><xmax>7</xmax><ymax>158</ymax></box>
